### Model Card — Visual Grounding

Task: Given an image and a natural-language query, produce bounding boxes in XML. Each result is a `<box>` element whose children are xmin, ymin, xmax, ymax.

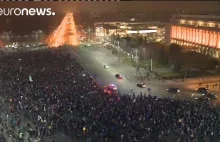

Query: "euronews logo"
<box><xmin>0</xmin><ymin>8</ymin><xmax>55</xmax><ymax>16</ymax></box>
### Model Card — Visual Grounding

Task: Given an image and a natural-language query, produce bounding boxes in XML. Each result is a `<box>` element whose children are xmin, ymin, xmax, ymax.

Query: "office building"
<box><xmin>165</xmin><ymin>14</ymin><xmax>220</xmax><ymax>58</ymax></box>
<box><xmin>95</xmin><ymin>21</ymin><xmax>162</xmax><ymax>36</ymax></box>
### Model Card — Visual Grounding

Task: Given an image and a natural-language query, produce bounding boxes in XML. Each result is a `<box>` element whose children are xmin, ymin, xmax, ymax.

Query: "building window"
<box><xmin>188</xmin><ymin>21</ymin><xmax>194</xmax><ymax>25</ymax></box>
<box><xmin>197</xmin><ymin>21</ymin><xmax>204</xmax><ymax>26</ymax></box>
<box><xmin>180</xmin><ymin>19</ymin><xmax>185</xmax><ymax>24</ymax></box>
<box><xmin>208</xmin><ymin>22</ymin><xmax>215</xmax><ymax>27</ymax></box>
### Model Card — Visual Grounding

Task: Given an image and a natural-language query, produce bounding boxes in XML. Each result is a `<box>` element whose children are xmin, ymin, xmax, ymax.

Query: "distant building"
<box><xmin>95</xmin><ymin>21</ymin><xmax>164</xmax><ymax>42</ymax></box>
<box><xmin>165</xmin><ymin>14</ymin><xmax>220</xmax><ymax>58</ymax></box>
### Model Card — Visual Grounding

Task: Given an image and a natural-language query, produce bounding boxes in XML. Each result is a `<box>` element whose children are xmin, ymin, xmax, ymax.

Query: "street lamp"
<box><xmin>135</xmin><ymin>48</ymin><xmax>138</xmax><ymax>67</ymax></box>
<box><xmin>117</xmin><ymin>41</ymin><xmax>120</xmax><ymax>51</ymax></box>
<box><xmin>130</xmin><ymin>18</ymin><xmax>135</xmax><ymax>21</ymax></box>
<box><xmin>88</xmin><ymin>27</ymin><xmax>91</xmax><ymax>41</ymax></box>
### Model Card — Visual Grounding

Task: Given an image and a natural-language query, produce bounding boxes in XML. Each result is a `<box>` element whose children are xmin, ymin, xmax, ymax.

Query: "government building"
<box><xmin>95</xmin><ymin>21</ymin><xmax>162</xmax><ymax>36</ymax></box>
<box><xmin>95</xmin><ymin>21</ymin><xmax>165</xmax><ymax>42</ymax></box>
<box><xmin>165</xmin><ymin>14</ymin><xmax>220</xmax><ymax>58</ymax></box>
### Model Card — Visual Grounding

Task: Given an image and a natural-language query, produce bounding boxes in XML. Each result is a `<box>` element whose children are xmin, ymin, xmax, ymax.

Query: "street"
<box><xmin>66</xmin><ymin>44</ymin><xmax>212</xmax><ymax>104</ymax></box>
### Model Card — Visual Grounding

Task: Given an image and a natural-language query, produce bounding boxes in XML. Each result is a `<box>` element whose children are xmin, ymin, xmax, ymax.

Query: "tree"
<box><xmin>158</xmin><ymin>46</ymin><xmax>168</xmax><ymax>64</ymax></box>
<box><xmin>116</xmin><ymin>34</ymin><xmax>120</xmax><ymax>41</ymax></box>
<box><xmin>169</xmin><ymin>43</ymin><xmax>182</xmax><ymax>62</ymax></box>
<box><xmin>209</xmin><ymin>59</ymin><xmax>219</xmax><ymax>69</ymax></box>
<box><xmin>169</xmin><ymin>43</ymin><xmax>183</xmax><ymax>72</ymax></box>
<box><xmin>124</xmin><ymin>35</ymin><xmax>131</xmax><ymax>45</ymax></box>
<box><xmin>137</xmin><ymin>36</ymin><xmax>144</xmax><ymax>47</ymax></box>
<box><xmin>143</xmin><ymin>36</ymin><xmax>147</xmax><ymax>43</ymax></box>
<box><xmin>110</xmin><ymin>34</ymin><xmax>116</xmax><ymax>42</ymax></box>
<box><xmin>128</xmin><ymin>35</ymin><xmax>144</xmax><ymax>48</ymax></box>
<box><xmin>173</xmin><ymin>62</ymin><xmax>182</xmax><ymax>72</ymax></box>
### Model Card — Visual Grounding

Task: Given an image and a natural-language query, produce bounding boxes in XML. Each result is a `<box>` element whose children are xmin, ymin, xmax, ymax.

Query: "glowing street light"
<box><xmin>130</xmin><ymin>18</ymin><xmax>135</xmax><ymax>21</ymax></box>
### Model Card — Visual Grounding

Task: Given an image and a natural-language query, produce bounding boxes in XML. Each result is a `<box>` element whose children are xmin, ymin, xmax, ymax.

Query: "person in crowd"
<box><xmin>0</xmin><ymin>47</ymin><xmax>220</xmax><ymax>142</ymax></box>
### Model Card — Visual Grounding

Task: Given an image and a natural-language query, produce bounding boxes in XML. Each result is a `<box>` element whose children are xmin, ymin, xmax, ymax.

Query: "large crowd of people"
<box><xmin>0</xmin><ymin>47</ymin><xmax>220</xmax><ymax>142</ymax></box>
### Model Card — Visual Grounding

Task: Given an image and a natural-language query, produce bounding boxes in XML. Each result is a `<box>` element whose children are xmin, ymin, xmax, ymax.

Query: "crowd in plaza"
<box><xmin>0</xmin><ymin>47</ymin><xmax>220</xmax><ymax>142</ymax></box>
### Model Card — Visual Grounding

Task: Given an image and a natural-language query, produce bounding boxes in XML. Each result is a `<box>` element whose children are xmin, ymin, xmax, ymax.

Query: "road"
<box><xmin>65</xmin><ymin>45</ymin><xmax>207</xmax><ymax>103</ymax></box>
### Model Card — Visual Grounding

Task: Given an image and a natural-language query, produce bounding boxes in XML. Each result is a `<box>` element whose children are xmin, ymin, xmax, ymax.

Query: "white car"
<box><xmin>104</xmin><ymin>65</ymin><xmax>109</xmax><ymax>69</ymax></box>
<box><xmin>137</xmin><ymin>83</ymin><xmax>146</xmax><ymax>88</ymax></box>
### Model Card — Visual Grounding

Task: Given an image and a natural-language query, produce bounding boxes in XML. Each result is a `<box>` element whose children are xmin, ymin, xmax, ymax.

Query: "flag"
<box><xmin>29</xmin><ymin>75</ymin><xmax>33</xmax><ymax>82</ymax></box>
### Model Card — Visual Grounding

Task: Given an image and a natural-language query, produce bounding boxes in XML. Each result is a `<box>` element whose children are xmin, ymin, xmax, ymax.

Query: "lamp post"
<box><xmin>150</xmin><ymin>58</ymin><xmax>153</xmax><ymax>71</ymax></box>
<box><xmin>88</xmin><ymin>27</ymin><xmax>91</xmax><ymax>42</ymax></box>
<box><xmin>135</xmin><ymin>48</ymin><xmax>138</xmax><ymax>67</ymax></box>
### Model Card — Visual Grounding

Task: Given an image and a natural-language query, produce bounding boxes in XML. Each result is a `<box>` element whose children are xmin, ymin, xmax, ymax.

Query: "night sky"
<box><xmin>0</xmin><ymin>1</ymin><xmax>220</xmax><ymax>35</ymax></box>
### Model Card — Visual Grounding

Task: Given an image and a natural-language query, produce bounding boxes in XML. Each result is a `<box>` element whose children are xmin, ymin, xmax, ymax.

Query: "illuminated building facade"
<box><xmin>165</xmin><ymin>14</ymin><xmax>220</xmax><ymax>58</ymax></box>
<box><xmin>95</xmin><ymin>21</ymin><xmax>162</xmax><ymax>37</ymax></box>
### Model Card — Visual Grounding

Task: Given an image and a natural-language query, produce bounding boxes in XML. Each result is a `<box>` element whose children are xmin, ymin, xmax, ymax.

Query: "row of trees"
<box><xmin>110</xmin><ymin>34</ymin><xmax>169</xmax><ymax>68</ymax></box>
<box><xmin>110</xmin><ymin>34</ymin><xmax>219</xmax><ymax>72</ymax></box>
<box><xmin>110</xmin><ymin>34</ymin><xmax>146</xmax><ymax>48</ymax></box>
<box><xmin>168</xmin><ymin>43</ymin><xmax>219</xmax><ymax>72</ymax></box>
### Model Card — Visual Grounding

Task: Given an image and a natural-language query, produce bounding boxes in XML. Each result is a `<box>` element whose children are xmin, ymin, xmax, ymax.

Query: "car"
<box><xmin>205</xmin><ymin>92</ymin><xmax>217</xmax><ymax>100</ymax></box>
<box><xmin>115</xmin><ymin>74</ymin><xmax>123</xmax><ymax>79</ymax></box>
<box><xmin>195</xmin><ymin>95</ymin><xmax>210</xmax><ymax>103</ymax></box>
<box><xmin>104</xmin><ymin>65</ymin><xmax>109</xmax><ymax>69</ymax></box>
<box><xmin>137</xmin><ymin>83</ymin><xmax>146</xmax><ymax>88</ymax></box>
<box><xmin>197</xmin><ymin>88</ymin><xmax>209</xmax><ymax>94</ymax></box>
<box><xmin>167</xmin><ymin>88</ymin><xmax>180</xmax><ymax>94</ymax></box>
<box><xmin>191</xmin><ymin>93</ymin><xmax>205</xmax><ymax>98</ymax></box>
<box><xmin>86</xmin><ymin>44</ymin><xmax>91</xmax><ymax>47</ymax></box>
<box><xmin>104</xmin><ymin>84</ymin><xmax>118</xmax><ymax>96</ymax></box>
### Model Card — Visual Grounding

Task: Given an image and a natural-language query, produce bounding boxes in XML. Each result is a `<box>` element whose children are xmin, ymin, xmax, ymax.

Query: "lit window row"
<box><xmin>171</xmin><ymin>26</ymin><xmax>220</xmax><ymax>49</ymax></box>
<box><xmin>179</xmin><ymin>20</ymin><xmax>219</xmax><ymax>28</ymax></box>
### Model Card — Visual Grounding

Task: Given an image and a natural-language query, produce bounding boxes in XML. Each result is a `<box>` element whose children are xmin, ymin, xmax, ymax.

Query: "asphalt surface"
<box><xmin>66</xmin><ymin>45</ymin><xmax>202</xmax><ymax>103</ymax></box>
